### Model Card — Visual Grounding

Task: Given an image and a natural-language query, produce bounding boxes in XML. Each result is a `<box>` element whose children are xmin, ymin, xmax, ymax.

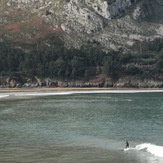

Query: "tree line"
<box><xmin>0</xmin><ymin>39</ymin><xmax>163</xmax><ymax>82</ymax></box>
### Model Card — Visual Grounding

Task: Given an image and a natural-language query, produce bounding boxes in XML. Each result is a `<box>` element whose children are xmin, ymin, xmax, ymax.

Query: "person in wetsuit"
<box><xmin>125</xmin><ymin>140</ymin><xmax>129</xmax><ymax>148</ymax></box>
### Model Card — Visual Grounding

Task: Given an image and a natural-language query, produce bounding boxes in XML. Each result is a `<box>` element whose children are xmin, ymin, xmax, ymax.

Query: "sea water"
<box><xmin>0</xmin><ymin>90</ymin><xmax>163</xmax><ymax>163</ymax></box>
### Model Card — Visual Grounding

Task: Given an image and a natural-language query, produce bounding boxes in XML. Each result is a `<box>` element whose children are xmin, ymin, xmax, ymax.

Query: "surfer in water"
<box><xmin>125</xmin><ymin>140</ymin><xmax>129</xmax><ymax>148</ymax></box>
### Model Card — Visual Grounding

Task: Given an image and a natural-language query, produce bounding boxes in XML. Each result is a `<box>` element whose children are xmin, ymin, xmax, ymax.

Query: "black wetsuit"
<box><xmin>126</xmin><ymin>141</ymin><xmax>129</xmax><ymax>148</ymax></box>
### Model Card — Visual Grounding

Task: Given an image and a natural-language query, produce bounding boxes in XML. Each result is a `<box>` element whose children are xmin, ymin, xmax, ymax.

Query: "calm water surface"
<box><xmin>0</xmin><ymin>90</ymin><xmax>163</xmax><ymax>163</ymax></box>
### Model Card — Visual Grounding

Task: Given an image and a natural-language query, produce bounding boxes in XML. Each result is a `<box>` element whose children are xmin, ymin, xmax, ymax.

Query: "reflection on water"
<box><xmin>0</xmin><ymin>91</ymin><xmax>163</xmax><ymax>163</ymax></box>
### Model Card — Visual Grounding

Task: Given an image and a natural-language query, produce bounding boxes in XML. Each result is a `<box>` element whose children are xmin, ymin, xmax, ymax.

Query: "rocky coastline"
<box><xmin>0</xmin><ymin>77</ymin><xmax>163</xmax><ymax>89</ymax></box>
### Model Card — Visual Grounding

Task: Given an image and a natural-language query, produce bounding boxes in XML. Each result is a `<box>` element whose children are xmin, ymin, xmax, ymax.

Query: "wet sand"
<box><xmin>0</xmin><ymin>87</ymin><xmax>162</xmax><ymax>93</ymax></box>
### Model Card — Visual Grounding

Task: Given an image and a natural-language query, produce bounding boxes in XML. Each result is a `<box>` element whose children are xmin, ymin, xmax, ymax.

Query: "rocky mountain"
<box><xmin>1</xmin><ymin>0</ymin><xmax>163</xmax><ymax>52</ymax></box>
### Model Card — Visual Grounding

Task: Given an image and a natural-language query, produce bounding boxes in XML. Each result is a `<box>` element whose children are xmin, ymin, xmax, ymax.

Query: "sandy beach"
<box><xmin>0</xmin><ymin>87</ymin><xmax>118</xmax><ymax>93</ymax></box>
<box><xmin>0</xmin><ymin>87</ymin><xmax>163</xmax><ymax>93</ymax></box>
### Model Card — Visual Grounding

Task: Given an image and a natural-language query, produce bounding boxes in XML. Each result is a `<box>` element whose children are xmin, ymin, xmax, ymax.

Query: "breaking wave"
<box><xmin>22</xmin><ymin>89</ymin><xmax>163</xmax><ymax>96</ymax></box>
<box><xmin>135</xmin><ymin>143</ymin><xmax>163</xmax><ymax>158</ymax></box>
<box><xmin>0</xmin><ymin>95</ymin><xmax>9</xmax><ymax>99</ymax></box>
<box><xmin>0</xmin><ymin>89</ymin><xmax>163</xmax><ymax>99</ymax></box>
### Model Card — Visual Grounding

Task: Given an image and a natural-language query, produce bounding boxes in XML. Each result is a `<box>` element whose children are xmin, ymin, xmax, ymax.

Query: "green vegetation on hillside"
<box><xmin>0</xmin><ymin>38</ymin><xmax>163</xmax><ymax>83</ymax></box>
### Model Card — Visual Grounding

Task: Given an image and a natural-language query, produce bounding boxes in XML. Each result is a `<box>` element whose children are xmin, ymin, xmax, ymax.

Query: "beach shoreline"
<box><xmin>0</xmin><ymin>87</ymin><xmax>163</xmax><ymax>93</ymax></box>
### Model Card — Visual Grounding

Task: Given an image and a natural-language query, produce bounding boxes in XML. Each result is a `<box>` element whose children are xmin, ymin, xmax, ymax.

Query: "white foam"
<box><xmin>135</xmin><ymin>143</ymin><xmax>163</xmax><ymax>158</ymax></box>
<box><xmin>123</xmin><ymin>148</ymin><xmax>131</xmax><ymax>151</ymax></box>
<box><xmin>12</xmin><ymin>89</ymin><xmax>163</xmax><ymax>97</ymax></box>
<box><xmin>0</xmin><ymin>95</ymin><xmax>9</xmax><ymax>99</ymax></box>
<box><xmin>1</xmin><ymin>89</ymin><xmax>163</xmax><ymax>99</ymax></box>
<box><xmin>14</xmin><ymin>91</ymin><xmax>75</xmax><ymax>97</ymax></box>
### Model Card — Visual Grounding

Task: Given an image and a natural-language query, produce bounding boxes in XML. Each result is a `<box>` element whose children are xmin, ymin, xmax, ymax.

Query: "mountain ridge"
<box><xmin>1</xmin><ymin>0</ymin><xmax>163</xmax><ymax>52</ymax></box>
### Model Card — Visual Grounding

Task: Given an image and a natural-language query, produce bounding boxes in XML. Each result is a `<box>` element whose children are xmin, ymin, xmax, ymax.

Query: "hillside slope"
<box><xmin>0</xmin><ymin>0</ymin><xmax>163</xmax><ymax>52</ymax></box>
<box><xmin>0</xmin><ymin>0</ymin><xmax>163</xmax><ymax>88</ymax></box>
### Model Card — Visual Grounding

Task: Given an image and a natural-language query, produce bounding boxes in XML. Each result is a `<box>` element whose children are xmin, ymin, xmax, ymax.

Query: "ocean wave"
<box><xmin>135</xmin><ymin>143</ymin><xmax>163</xmax><ymax>158</ymax></box>
<box><xmin>0</xmin><ymin>95</ymin><xmax>9</xmax><ymax>99</ymax></box>
<box><xmin>13</xmin><ymin>89</ymin><xmax>163</xmax><ymax>96</ymax></box>
<box><xmin>0</xmin><ymin>89</ymin><xmax>163</xmax><ymax>99</ymax></box>
<box><xmin>15</xmin><ymin>91</ymin><xmax>75</xmax><ymax>97</ymax></box>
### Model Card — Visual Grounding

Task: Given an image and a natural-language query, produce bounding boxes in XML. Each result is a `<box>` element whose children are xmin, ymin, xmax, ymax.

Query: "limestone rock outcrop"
<box><xmin>1</xmin><ymin>0</ymin><xmax>163</xmax><ymax>52</ymax></box>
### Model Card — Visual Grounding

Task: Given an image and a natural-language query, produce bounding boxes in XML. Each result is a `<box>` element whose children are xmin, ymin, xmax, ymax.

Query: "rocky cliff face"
<box><xmin>61</xmin><ymin>0</ymin><xmax>163</xmax><ymax>51</ymax></box>
<box><xmin>1</xmin><ymin>0</ymin><xmax>163</xmax><ymax>52</ymax></box>
<box><xmin>1</xmin><ymin>75</ymin><xmax>163</xmax><ymax>88</ymax></box>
